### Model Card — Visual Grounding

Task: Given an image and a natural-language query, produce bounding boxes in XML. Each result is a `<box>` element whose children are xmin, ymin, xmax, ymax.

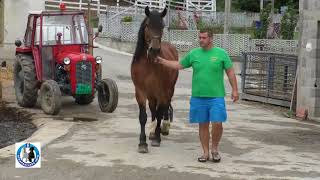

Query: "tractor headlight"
<box><xmin>95</xmin><ymin>56</ymin><xmax>102</xmax><ymax>64</ymax></box>
<box><xmin>63</xmin><ymin>57</ymin><xmax>71</xmax><ymax>65</ymax></box>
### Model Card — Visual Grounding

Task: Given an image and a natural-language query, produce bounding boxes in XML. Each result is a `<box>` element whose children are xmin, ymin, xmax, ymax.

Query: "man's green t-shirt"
<box><xmin>180</xmin><ymin>47</ymin><xmax>233</xmax><ymax>97</ymax></box>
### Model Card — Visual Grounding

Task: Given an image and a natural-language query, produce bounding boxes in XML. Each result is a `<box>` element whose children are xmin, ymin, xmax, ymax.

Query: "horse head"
<box><xmin>143</xmin><ymin>6</ymin><xmax>167</xmax><ymax>61</ymax></box>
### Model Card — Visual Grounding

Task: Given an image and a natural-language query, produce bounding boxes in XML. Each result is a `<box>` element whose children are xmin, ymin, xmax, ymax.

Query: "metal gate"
<box><xmin>241</xmin><ymin>52</ymin><xmax>298</xmax><ymax>107</ymax></box>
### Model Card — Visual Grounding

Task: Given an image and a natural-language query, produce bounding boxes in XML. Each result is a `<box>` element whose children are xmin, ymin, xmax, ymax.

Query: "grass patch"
<box><xmin>0</xmin><ymin>65</ymin><xmax>13</xmax><ymax>81</ymax></box>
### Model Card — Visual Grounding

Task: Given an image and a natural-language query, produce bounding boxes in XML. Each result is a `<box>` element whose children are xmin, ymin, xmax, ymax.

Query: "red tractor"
<box><xmin>13</xmin><ymin>9</ymin><xmax>118</xmax><ymax>115</ymax></box>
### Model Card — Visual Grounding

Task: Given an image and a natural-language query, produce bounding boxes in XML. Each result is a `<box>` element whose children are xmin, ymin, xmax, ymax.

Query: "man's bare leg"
<box><xmin>211</xmin><ymin>122</ymin><xmax>223</xmax><ymax>162</ymax></box>
<box><xmin>211</xmin><ymin>122</ymin><xmax>223</xmax><ymax>152</ymax></box>
<box><xmin>199</xmin><ymin>122</ymin><xmax>210</xmax><ymax>159</ymax></box>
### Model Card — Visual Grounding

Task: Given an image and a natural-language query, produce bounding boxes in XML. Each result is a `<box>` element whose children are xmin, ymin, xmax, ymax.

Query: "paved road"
<box><xmin>0</xmin><ymin>48</ymin><xmax>320</xmax><ymax>180</ymax></box>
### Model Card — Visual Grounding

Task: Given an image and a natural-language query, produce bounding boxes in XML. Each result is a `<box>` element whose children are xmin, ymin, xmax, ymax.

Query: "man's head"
<box><xmin>199</xmin><ymin>28</ymin><xmax>213</xmax><ymax>49</ymax></box>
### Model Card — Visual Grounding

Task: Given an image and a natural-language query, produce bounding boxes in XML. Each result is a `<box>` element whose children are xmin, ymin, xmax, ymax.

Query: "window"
<box><xmin>35</xmin><ymin>14</ymin><xmax>88</xmax><ymax>46</ymax></box>
<box><xmin>25</xmin><ymin>16</ymin><xmax>34</xmax><ymax>46</ymax></box>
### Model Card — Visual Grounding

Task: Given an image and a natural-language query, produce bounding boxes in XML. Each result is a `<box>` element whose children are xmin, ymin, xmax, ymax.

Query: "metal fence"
<box><xmin>100</xmin><ymin>19</ymin><xmax>299</xmax><ymax>56</ymax></box>
<box><xmin>100</xmin><ymin>9</ymin><xmax>265</xmax><ymax>30</ymax></box>
<box><xmin>249</xmin><ymin>39</ymin><xmax>298</xmax><ymax>54</ymax></box>
<box><xmin>241</xmin><ymin>52</ymin><xmax>298</xmax><ymax>107</ymax></box>
<box><xmin>100</xmin><ymin>17</ymin><xmax>252</xmax><ymax>56</ymax></box>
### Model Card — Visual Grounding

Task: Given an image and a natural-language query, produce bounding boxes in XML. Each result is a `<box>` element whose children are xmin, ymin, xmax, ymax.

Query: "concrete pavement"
<box><xmin>0</xmin><ymin>47</ymin><xmax>319</xmax><ymax>180</ymax></box>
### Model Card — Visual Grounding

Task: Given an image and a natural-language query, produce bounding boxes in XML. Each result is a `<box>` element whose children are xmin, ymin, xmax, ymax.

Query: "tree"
<box><xmin>217</xmin><ymin>0</ymin><xmax>299</xmax><ymax>13</ymax></box>
<box><xmin>280</xmin><ymin>0</ymin><xmax>298</xmax><ymax>40</ymax></box>
<box><xmin>233</xmin><ymin>0</ymin><xmax>260</xmax><ymax>12</ymax></box>
<box><xmin>254</xmin><ymin>4</ymin><xmax>271</xmax><ymax>39</ymax></box>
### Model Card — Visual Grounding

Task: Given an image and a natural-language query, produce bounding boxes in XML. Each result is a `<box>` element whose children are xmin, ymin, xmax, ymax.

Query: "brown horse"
<box><xmin>131</xmin><ymin>6</ymin><xmax>179</xmax><ymax>153</ymax></box>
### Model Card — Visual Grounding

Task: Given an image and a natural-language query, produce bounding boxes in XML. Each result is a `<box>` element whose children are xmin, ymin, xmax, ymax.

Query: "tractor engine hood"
<box><xmin>56</xmin><ymin>52</ymin><xmax>96</xmax><ymax>64</ymax></box>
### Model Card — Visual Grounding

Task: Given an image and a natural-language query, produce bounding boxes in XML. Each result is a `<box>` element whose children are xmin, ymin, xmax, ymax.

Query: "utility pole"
<box><xmin>223</xmin><ymin>0</ymin><xmax>231</xmax><ymax>34</ymax></box>
<box><xmin>260</xmin><ymin>0</ymin><xmax>264</xmax><ymax>10</ymax></box>
<box><xmin>271</xmin><ymin>0</ymin><xmax>274</xmax><ymax>23</ymax></box>
<box><xmin>0</xmin><ymin>0</ymin><xmax>3</xmax><ymax>45</ymax></box>
<box><xmin>88</xmin><ymin>0</ymin><xmax>93</xmax><ymax>55</ymax></box>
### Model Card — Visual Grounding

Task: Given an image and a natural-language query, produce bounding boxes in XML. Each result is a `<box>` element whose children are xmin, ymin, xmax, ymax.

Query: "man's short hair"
<box><xmin>199</xmin><ymin>28</ymin><xmax>213</xmax><ymax>38</ymax></box>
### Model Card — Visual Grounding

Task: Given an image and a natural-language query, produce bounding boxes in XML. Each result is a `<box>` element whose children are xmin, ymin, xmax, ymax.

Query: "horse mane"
<box><xmin>133</xmin><ymin>18</ymin><xmax>147</xmax><ymax>63</ymax></box>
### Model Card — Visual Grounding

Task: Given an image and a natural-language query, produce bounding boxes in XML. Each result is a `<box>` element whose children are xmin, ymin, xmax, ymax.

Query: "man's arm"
<box><xmin>225</xmin><ymin>68</ymin><xmax>239</xmax><ymax>102</ymax></box>
<box><xmin>157</xmin><ymin>56</ymin><xmax>184</xmax><ymax>70</ymax></box>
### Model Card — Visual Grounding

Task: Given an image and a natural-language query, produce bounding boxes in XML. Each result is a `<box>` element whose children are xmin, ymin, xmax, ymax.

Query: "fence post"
<box><xmin>241</xmin><ymin>52</ymin><xmax>247</xmax><ymax>94</ymax></box>
<box><xmin>283</xmin><ymin>65</ymin><xmax>289</xmax><ymax>91</ymax></box>
<box><xmin>267</xmin><ymin>55</ymin><xmax>275</xmax><ymax>98</ymax></box>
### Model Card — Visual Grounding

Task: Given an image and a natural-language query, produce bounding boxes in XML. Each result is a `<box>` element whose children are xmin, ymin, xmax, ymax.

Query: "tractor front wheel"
<box><xmin>98</xmin><ymin>78</ymin><xmax>118</xmax><ymax>113</ymax></box>
<box><xmin>40</xmin><ymin>80</ymin><xmax>61</xmax><ymax>115</ymax></box>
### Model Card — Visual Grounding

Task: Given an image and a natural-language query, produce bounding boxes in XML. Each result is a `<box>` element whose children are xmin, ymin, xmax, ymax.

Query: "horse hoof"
<box><xmin>161</xmin><ymin>132</ymin><xmax>169</xmax><ymax>136</ymax></box>
<box><xmin>149</xmin><ymin>132</ymin><xmax>156</xmax><ymax>140</ymax></box>
<box><xmin>161</xmin><ymin>121</ymin><xmax>170</xmax><ymax>136</ymax></box>
<box><xmin>138</xmin><ymin>144</ymin><xmax>149</xmax><ymax>153</ymax></box>
<box><xmin>151</xmin><ymin>140</ymin><xmax>161</xmax><ymax>147</ymax></box>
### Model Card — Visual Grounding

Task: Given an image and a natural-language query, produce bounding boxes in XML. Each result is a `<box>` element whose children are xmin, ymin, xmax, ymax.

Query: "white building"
<box><xmin>0</xmin><ymin>0</ymin><xmax>45</xmax><ymax>60</ymax></box>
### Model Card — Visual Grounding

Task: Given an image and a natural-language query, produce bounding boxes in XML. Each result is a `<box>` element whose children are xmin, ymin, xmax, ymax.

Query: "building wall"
<box><xmin>0</xmin><ymin>0</ymin><xmax>4</xmax><ymax>45</ymax></box>
<box><xmin>0</xmin><ymin>0</ymin><xmax>44</xmax><ymax>60</ymax></box>
<box><xmin>297</xmin><ymin>0</ymin><xmax>320</xmax><ymax>120</ymax></box>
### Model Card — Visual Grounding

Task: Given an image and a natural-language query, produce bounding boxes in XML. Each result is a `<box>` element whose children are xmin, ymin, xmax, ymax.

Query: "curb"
<box><xmin>94</xmin><ymin>42</ymin><xmax>133</xmax><ymax>57</ymax></box>
<box><xmin>94</xmin><ymin>41</ymin><xmax>194</xmax><ymax>72</ymax></box>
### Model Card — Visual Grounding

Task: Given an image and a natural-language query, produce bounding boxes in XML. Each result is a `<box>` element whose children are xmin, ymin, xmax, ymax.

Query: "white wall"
<box><xmin>3</xmin><ymin>0</ymin><xmax>45</xmax><ymax>44</ymax></box>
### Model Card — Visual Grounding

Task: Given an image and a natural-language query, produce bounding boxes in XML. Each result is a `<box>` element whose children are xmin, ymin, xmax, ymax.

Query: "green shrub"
<box><xmin>196</xmin><ymin>17</ymin><xmax>224</xmax><ymax>34</ymax></box>
<box><xmin>90</xmin><ymin>16</ymin><xmax>99</xmax><ymax>28</ymax></box>
<box><xmin>280</xmin><ymin>2</ymin><xmax>298</xmax><ymax>40</ymax></box>
<box><xmin>253</xmin><ymin>4</ymin><xmax>271</xmax><ymax>39</ymax></box>
<box><xmin>122</xmin><ymin>16</ymin><xmax>133</xmax><ymax>22</ymax></box>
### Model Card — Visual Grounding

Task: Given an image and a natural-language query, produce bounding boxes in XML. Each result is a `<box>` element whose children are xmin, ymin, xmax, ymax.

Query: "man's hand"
<box><xmin>156</xmin><ymin>56</ymin><xmax>184</xmax><ymax>70</ymax></box>
<box><xmin>156</xmin><ymin>56</ymin><xmax>165</xmax><ymax>64</ymax></box>
<box><xmin>231</xmin><ymin>90</ymin><xmax>239</xmax><ymax>102</ymax></box>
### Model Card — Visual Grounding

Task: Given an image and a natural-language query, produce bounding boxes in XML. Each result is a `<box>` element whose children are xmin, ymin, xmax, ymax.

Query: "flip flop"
<box><xmin>198</xmin><ymin>156</ymin><xmax>209</xmax><ymax>163</ymax></box>
<box><xmin>212</xmin><ymin>152</ymin><xmax>221</xmax><ymax>163</ymax></box>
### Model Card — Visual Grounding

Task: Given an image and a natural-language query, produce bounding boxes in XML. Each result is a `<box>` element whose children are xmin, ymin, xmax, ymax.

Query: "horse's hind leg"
<box><xmin>136</xmin><ymin>90</ymin><xmax>148</xmax><ymax>153</ymax></box>
<box><xmin>151</xmin><ymin>105</ymin><xmax>168</xmax><ymax>147</ymax></box>
<box><xmin>161</xmin><ymin>104</ymin><xmax>172</xmax><ymax>136</ymax></box>
<box><xmin>148</xmin><ymin>99</ymin><xmax>157</xmax><ymax>140</ymax></box>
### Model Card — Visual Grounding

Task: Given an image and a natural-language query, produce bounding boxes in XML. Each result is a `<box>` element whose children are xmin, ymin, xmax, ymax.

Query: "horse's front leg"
<box><xmin>138</xmin><ymin>104</ymin><xmax>148</xmax><ymax>153</ymax></box>
<box><xmin>148</xmin><ymin>99</ymin><xmax>157</xmax><ymax>141</ymax></box>
<box><xmin>136</xmin><ymin>90</ymin><xmax>148</xmax><ymax>153</ymax></box>
<box><xmin>151</xmin><ymin>105</ymin><xmax>168</xmax><ymax>147</ymax></box>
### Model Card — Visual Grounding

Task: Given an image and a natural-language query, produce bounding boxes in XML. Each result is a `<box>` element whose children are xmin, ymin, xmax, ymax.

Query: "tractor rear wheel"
<box><xmin>40</xmin><ymin>80</ymin><xmax>61</xmax><ymax>115</ymax></box>
<box><xmin>13</xmin><ymin>54</ymin><xmax>38</xmax><ymax>107</ymax></box>
<box><xmin>98</xmin><ymin>78</ymin><xmax>118</xmax><ymax>113</ymax></box>
<box><xmin>75</xmin><ymin>94</ymin><xmax>94</xmax><ymax>105</ymax></box>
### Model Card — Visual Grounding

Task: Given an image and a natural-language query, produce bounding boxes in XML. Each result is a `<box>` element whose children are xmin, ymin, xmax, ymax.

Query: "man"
<box><xmin>156</xmin><ymin>28</ymin><xmax>239</xmax><ymax>163</ymax></box>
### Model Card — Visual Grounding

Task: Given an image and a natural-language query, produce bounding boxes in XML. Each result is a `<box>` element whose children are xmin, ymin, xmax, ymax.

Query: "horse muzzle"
<box><xmin>147</xmin><ymin>47</ymin><xmax>161</xmax><ymax>62</ymax></box>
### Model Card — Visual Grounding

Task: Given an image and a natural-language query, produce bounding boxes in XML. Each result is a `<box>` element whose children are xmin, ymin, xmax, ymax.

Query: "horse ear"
<box><xmin>161</xmin><ymin>7</ymin><xmax>167</xmax><ymax>18</ymax></box>
<box><xmin>145</xmin><ymin>6</ymin><xmax>150</xmax><ymax>17</ymax></box>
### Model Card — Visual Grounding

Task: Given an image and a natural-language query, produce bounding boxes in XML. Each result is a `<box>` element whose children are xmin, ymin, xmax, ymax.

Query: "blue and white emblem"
<box><xmin>15</xmin><ymin>142</ymin><xmax>41</xmax><ymax>168</ymax></box>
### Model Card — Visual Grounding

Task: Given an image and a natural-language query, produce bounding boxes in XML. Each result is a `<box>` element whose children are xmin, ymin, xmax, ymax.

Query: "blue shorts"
<box><xmin>189</xmin><ymin>97</ymin><xmax>227</xmax><ymax>124</ymax></box>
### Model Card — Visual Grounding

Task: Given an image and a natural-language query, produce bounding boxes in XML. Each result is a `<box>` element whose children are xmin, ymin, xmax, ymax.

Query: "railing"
<box><xmin>45</xmin><ymin>0</ymin><xmax>107</xmax><ymax>14</ymax></box>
